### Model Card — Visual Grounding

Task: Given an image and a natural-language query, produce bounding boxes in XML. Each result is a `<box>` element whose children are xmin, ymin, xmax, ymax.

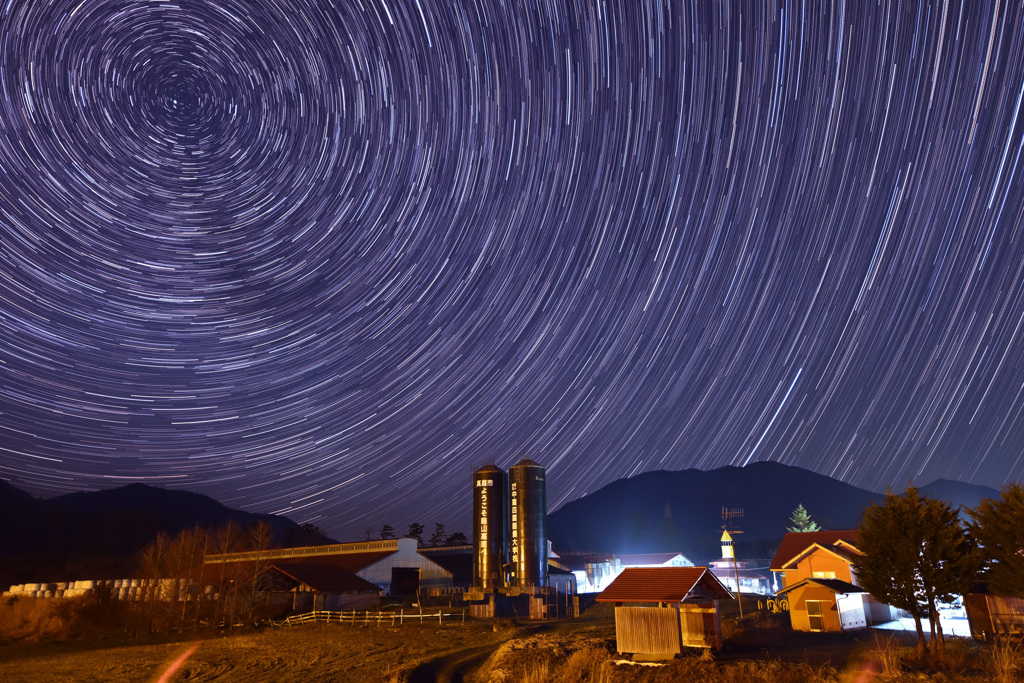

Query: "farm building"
<box><xmin>259</xmin><ymin>563</ymin><xmax>381</xmax><ymax>611</ymax></box>
<box><xmin>770</xmin><ymin>531</ymin><xmax>890</xmax><ymax>632</ymax></box>
<box><xmin>559</xmin><ymin>551</ymin><xmax>695</xmax><ymax>594</ymax></box>
<box><xmin>615</xmin><ymin>552</ymin><xmax>694</xmax><ymax>568</ymax></box>
<box><xmin>595</xmin><ymin>566</ymin><xmax>733</xmax><ymax>657</ymax></box>
<box><xmin>204</xmin><ymin>537</ymin><xmax>453</xmax><ymax>596</ymax></box>
<box><xmin>964</xmin><ymin>587</ymin><xmax>1024</xmax><ymax>638</ymax></box>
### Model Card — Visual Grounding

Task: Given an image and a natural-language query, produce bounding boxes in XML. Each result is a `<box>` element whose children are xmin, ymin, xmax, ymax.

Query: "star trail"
<box><xmin>2</xmin><ymin>0</ymin><xmax>1024</xmax><ymax>539</ymax></box>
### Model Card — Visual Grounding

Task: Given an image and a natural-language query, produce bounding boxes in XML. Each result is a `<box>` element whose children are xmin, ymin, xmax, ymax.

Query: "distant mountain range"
<box><xmin>0</xmin><ymin>480</ymin><xmax>331</xmax><ymax>587</ymax></box>
<box><xmin>0</xmin><ymin>462</ymin><xmax>1004</xmax><ymax>587</ymax></box>
<box><xmin>547</xmin><ymin>461</ymin><xmax>1002</xmax><ymax>563</ymax></box>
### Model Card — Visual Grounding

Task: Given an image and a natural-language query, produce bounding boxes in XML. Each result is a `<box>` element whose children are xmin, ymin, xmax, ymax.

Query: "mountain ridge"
<box><xmin>0</xmin><ymin>480</ymin><xmax>332</xmax><ymax>587</ymax></box>
<box><xmin>547</xmin><ymin>461</ymin><xmax>1001</xmax><ymax>563</ymax></box>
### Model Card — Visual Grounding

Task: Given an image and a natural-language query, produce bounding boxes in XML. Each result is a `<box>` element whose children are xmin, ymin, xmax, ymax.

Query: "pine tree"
<box><xmin>852</xmin><ymin>488</ymin><xmax>930</xmax><ymax>660</ymax></box>
<box><xmin>445</xmin><ymin>531</ymin><xmax>469</xmax><ymax>546</ymax></box>
<box><xmin>406</xmin><ymin>522</ymin><xmax>425</xmax><ymax>545</ymax></box>
<box><xmin>380</xmin><ymin>524</ymin><xmax>396</xmax><ymax>540</ymax></box>
<box><xmin>968</xmin><ymin>483</ymin><xmax>1024</xmax><ymax>598</ymax></box>
<box><xmin>852</xmin><ymin>486</ymin><xmax>979</xmax><ymax>663</ymax></box>
<box><xmin>786</xmin><ymin>504</ymin><xmax>821</xmax><ymax>532</ymax></box>
<box><xmin>918</xmin><ymin>496</ymin><xmax>980</xmax><ymax>660</ymax></box>
<box><xmin>428</xmin><ymin>523</ymin><xmax>447</xmax><ymax>547</ymax></box>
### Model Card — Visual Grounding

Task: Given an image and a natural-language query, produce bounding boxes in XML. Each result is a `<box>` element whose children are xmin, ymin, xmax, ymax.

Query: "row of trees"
<box><xmin>134</xmin><ymin>520</ymin><xmax>277</xmax><ymax>633</ymax></box>
<box><xmin>363</xmin><ymin>522</ymin><xmax>468</xmax><ymax>547</ymax></box>
<box><xmin>852</xmin><ymin>484</ymin><xmax>1024</xmax><ymax>663</ymax></box>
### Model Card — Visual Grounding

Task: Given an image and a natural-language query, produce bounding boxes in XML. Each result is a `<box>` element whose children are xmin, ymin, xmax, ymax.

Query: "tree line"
<box><xmin>362</xmin><ymin>522</ymin><xmax>468</xmax><ymax>547</ymax></box>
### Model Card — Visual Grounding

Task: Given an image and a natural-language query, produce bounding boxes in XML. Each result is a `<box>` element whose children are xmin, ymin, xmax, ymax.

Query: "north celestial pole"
<box><xmin>2</xmin><ymin>1</ymin><xmax>1023</xmax><ymax>539</ymax></box>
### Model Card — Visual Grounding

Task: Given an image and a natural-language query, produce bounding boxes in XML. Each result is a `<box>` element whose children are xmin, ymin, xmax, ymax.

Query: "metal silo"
<box><xmin>472</xmin><ymin>465</ymin><xmax>507</xmax><ymax>589</ymax></box>
<box><xmin>508</xmin><ymin>458</ymin><xmax>547</xmax><ymax>589</ymax></box>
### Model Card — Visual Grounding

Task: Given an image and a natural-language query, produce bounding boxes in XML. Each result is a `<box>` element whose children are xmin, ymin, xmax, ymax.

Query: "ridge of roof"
<box><xmin>595</xmin><ymin>566</ymin><xmax>732</xmax><ymax>603</ymax></box>
<box><xmin>769</xmin><ymin>530</ymin><xmax>859</xmax><ymax>571</ymax></box>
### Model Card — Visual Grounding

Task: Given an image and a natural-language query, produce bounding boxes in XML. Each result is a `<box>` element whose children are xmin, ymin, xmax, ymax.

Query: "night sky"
<box><xmin>2</xmin><ymin>0</ymin><xmax>1023</xmax><ymax>540</ymax></box>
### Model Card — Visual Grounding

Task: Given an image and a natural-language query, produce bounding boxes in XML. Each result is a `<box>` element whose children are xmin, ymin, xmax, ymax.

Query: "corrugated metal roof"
<box><xmin>199</xmin><ymin>550</ymin><xmax>397</xmax><ymax>583</ymax></box>
<box><xmin>769</xmin><ymin>531</ymin><xmax>859</xmax><ymax>571</ymax></box>
<box><xmin>617</xmin><ymin>552</ymin><xmax>688</xmax><ymax>566</ymax></box>
<box><xmin>273</xmin><ymin>551</ymin><xmax>396</xmax><ymax>573</ymax></box>
<box><xmin>595</xmin><ymin>567</ymin><xmax>732</xmax><ymax>603</ymax></box>
<box><xmin>267</xmin><ymin>563</ymin><xmax>381</xmax><ymax>593</ymax></box>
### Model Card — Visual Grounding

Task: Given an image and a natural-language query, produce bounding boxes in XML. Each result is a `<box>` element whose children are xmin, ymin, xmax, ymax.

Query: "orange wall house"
<box><xmin>770</xmin><ymin>531</ymin><xmax>890</xmax><ymax>632</ymax></box>
<box><xmin>771</xmin><ymin>531</ymin><xmax>861</xmax><ymax>589</ymax></box>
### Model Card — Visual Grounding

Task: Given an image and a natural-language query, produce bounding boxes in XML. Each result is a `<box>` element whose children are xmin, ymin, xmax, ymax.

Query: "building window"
<box><xmin>812</xmin><ymin>571</ymin><xmax>836</xmax><ymax>579</ymax></box>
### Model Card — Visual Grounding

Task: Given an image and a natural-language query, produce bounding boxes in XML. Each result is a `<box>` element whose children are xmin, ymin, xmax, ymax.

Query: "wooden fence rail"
<box><xmin>273</xmin><ymin>608</ymin><xmax>466</xmax><ymax>627</ymax></box>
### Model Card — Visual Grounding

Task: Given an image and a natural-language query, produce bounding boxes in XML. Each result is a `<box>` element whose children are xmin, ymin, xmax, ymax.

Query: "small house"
<box><xmin>595</xmin><ymin>566</ymin><xmax>733</xmax><ymax>657</ymax></box>
<box><xmin>770</xmin><ymin>531</ymin><xmax>890</xmax><ymax>632</ymax></box>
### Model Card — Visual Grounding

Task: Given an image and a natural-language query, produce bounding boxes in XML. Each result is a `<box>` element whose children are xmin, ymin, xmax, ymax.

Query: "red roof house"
<box><xmin>596</xmin><ymin>567</ymin><xmax>733</xmax><ymax>655</ymax></box>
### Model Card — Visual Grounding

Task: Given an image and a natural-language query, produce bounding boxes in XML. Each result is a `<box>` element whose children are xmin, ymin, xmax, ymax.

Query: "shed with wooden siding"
<box><xmin>595</xmin><ymin>566</ymin><xmax>733</xmax><ymax>657</ymax></box>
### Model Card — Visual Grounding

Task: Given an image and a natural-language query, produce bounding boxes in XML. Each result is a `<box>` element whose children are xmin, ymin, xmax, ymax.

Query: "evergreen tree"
<box><xmin>852</xmin><ymin>486</ymin><xmax>978</xmax><ymax>663</ymax></box>
<box><xmin>917</xmin><ymin>496</ymin><xmax>980</xmax><ymax>660</ymax></box>
<box><xmin>445</xmin><ymin>531</ymin><xmax>469</xmax><ymax>546</ymax></box>
<box><xmin>380</xmin><ymin>524</ymin><xmax>396</xmax><ymax>540</ymax></box>
<box><xmin>406</xmin><ymin>522</ymin><xmax>425</xmax><ymax>545</ymax></box>
<box><xmin>786</xmin><ymin>504</ymin><xmax>821</xmax><ymax>532</ymax></box>
<box><xmin>428</xmin><ymin>523</ymin><xmax>447</xmax><ymax>547</ymax></box>
<box><xmin>968</xmin><ymin>483</ymin><xmax>1024</xmax><ymax>598</ymax></box>
<box><xmin>852</xmin><ymin>488</ymin><xmax>929</xmax><ymax>660</ymax></box>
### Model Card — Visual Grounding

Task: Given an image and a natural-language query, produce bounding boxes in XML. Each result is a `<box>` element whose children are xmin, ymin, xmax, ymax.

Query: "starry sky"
<box><xmin>2</xmin><ymin>0</ymin><xmax>1024</xmax><ymax>540</ymax></box>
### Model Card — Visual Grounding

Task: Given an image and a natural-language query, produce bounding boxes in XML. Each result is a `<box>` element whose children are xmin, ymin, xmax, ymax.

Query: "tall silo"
<box><xmin>508</xmin><ymin>458</ymin><xmax>547</xmax><ymax>589</ymax></box>
<box><xmin>472</xmin><ymin>465</ymin><xmax>507</xmax><ymax>589</ymax></box>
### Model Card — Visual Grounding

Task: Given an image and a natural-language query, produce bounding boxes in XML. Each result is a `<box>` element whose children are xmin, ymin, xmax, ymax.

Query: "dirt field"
<box><xmin>0</xmin><ymin>620</ymin><xmax>516</xmax><ymax>683</ymax></box>
<box><xmin>0</xmin><ymin>604</ymin><xmax>1009</xmax><ymax>682</ymax></box>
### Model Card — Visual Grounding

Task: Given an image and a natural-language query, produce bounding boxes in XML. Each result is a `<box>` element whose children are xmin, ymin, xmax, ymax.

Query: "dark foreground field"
<box><xmin>0</xmin><ymin>600</ymin><xmax>1017</xmax><ymax>682</ymax></box>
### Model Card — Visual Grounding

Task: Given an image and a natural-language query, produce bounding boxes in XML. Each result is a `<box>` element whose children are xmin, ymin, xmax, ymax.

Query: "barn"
<box><xmin>260</xmin><ymin>563</ymin><xmax>381</xmax><ymax>611</ymax></box>
<box><xmin>595</xmin><ymin>566</ymin><xmax>733</xmax><ymax>657</ymax></box>
<box><xmin>205</xmin><ymin>537</ymin><xmax>453</xmax><ymax>597</ymax></box>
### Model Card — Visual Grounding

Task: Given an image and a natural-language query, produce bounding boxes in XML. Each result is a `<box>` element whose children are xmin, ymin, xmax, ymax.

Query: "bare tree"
<box><xmin>245</xmin><ymin>521</ymin><xmax>275</xmax><ymax>624</ymax></box>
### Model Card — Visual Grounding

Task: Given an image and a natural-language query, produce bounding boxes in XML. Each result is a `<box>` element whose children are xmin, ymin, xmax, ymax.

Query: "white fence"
<box><xmin>274</xmin><ymin>608</ymin><xmax>466</xmax><ymax>627</ymax></box>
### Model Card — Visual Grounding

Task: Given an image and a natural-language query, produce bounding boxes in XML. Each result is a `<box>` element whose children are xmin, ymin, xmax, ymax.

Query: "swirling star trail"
<box><xmin>2</xmin><ymin>0</ymin><xmax>1023</xmax><ymax>538</ymax></box>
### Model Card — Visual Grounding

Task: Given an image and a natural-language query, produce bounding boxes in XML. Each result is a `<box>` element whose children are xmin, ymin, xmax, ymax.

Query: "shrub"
<box><xmin>560</xmin><ymin>647</ymin><xmax>611</xmax><ymax>682</ymax></box>
<box><xmin>990</xmin><ymin>636</ymin><xmax>1022</xmax><ymax>683</ymax></box>
<box><xmin>0</xmin><ymin>596</ymin><xmax>73</xmax><ymax>642</ymax></box>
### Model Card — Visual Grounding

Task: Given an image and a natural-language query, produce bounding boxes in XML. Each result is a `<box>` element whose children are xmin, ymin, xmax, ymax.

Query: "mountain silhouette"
<box><xmin>0</xmin><ymin>481</ymin><xmax>332</xmax><ymax>587</ymax></box>
<box><xmin>548</xmin><ymin>461</ymin><xmax>1000</xmax><ymax>563</ymax></box>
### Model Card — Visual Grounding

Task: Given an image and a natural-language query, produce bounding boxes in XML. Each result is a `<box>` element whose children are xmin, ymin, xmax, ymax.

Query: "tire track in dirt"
<box><xmin>405</xmin><ymin>643</ymin><xmax>497</xmax><ymax>683</ymax></box>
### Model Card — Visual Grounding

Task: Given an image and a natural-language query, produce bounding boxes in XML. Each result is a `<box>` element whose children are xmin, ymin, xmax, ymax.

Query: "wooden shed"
<box><xmin>965</xmin><ymin>591</ymin><xmax>1024</xmax><ymax>638</ymax></box>
<box><xmin>595</xmin><ymin>566</ymin><xmax>733</xmax><ymax>657</ymax></box>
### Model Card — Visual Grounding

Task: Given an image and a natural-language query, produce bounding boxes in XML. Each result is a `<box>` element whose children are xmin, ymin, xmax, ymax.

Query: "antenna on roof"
<box><xmin>721</xmin><ymin>507</ymin><xmax>744</xmax><ymax>531</ymax></box>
